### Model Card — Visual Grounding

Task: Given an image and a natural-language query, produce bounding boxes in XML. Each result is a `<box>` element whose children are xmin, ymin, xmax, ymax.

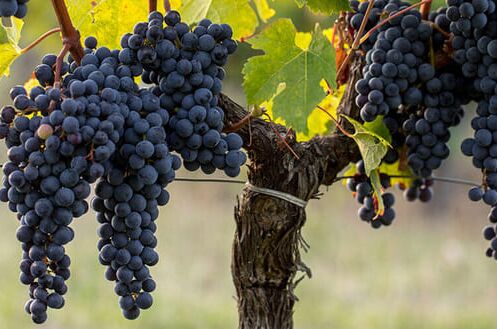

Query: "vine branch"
<box><xmin>336</xmin><ymin>0</ymin><xmax>374</xmax><ymax>80</ymax></box>
<box><xmin>224</xmin><ymin>112</ymin><xmax>254</xmax><ymax>133</ymax></box>
<box><xmin>50</xmin><ymin>0</ymin><xmax>84</xmax><ymax>64</ymax></box>
<box><xmin>149</xmin><ymin>0</ymin><xmax>157</xmax><ymax>13</ymax></box>
<box><xmin>164</xmin><ymin>0</ymin><xmax>171</xmax><ymax>12</ymax></box>
<box><xmin>430</xmin><ymin>22</ymin><xmax>451</xmax><ymax>38</ymax></box>
<box><xmin>420</xmin><ymin>0</ymin><xmax>432</xmax><ymax>20</ymax></box>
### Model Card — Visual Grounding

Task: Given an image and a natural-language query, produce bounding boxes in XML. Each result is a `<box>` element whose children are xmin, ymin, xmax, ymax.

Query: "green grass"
<box><xmin>0</xmin><ymin>174</ymin><xmax>496</xmax><ymax>329</ymax></box>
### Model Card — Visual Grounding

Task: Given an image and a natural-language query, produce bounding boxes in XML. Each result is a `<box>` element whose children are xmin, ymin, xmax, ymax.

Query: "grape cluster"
<box><xmin>118</xmin><ymin>10</ymin><xmax>246</xmax><ymax>176</ymax></box>
<box><xmin>483</xmin><ymin>208</ymin><xmax>497</xmax><ymax>258</ymax></box>
<box><xmin>346</xmin><ymin>2</ymin><xmax>476</xmax><ymax>209</ymax></box>
<box><xmin>346</xmin><ymin>161</ymin><xmax>396</xmax><ymax>229</ymax></box>
<box><xmin>461</xmin><ymin>100</ymin><xmax>497</xmax><ymax>206</ymax></box>
<box><xmin>0</xmin><ymin>9</ymin><xmax>243</xmax><ymax>320</ymax></box>
<box><xmin>445</xmin><ymin>0</ymin><xmax>497</xmax><ymax>255</ymax></box>
<box><xmin>0</xmin><ymin>84</ymin><xmax>94</xmax><ymax>323</ymax></box>
<box><xmin>92</xmin><ymin>87</ymin><xmax>180</xmax><ymax>319</ymax></box>
<box><xmin>0</xmin><ymin>35</ymin><xmax>173</xmax><ymax>322</ymax></box>
<box><xmin>0</xmin><ymin>0</ymin><xmax>28</xmax><ymax>18</ymax></box>
<box><xmin>352</xmin><ymin>1</ymin><xmax>437</xmax><ymax>122</ymax></box>
<box><xmin>402</xmin><ymin>70</ymin><xmax>464</xmax><ymax>178</ymax></box>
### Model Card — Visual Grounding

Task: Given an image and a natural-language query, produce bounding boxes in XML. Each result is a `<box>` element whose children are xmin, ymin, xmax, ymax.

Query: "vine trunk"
<box><xmin>220</xmin><ymin>56</ymin><xmax>363</xmax><ymax>329</ymax></box>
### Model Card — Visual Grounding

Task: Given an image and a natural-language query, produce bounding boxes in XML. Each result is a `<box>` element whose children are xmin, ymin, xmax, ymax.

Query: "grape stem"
<box><xmin>420</xmin><ymin>0</ymin><xmax>432</xmax><ymax>20</ymax></box>
<box><xmin>225</xmin><ymin>105</ymin><xmax>266</xmax><ymax>133</ymax></box>
<box><xmin>224</xmin><ymin>112</ymin><xmax>253</xmax><ymax>133</ymax></box>
<box><xmin>429</xmin><ymin>22</ymin><xmax>451</xmax><ymax>38</ymax></box>
<box><xmin>54</xmin><ymin>43</ymin><xmax>70</xmax><ymax>89</ymax></box>
<box><xmin>240</xmin><ymin>32</ymin><xmax>258</xmax><ymax>43</ymax></box>
<box><xmin>20</xmin><ymin>28</ymin><xmax>61</xmax><ymax>54</ymax></box>
<box><xmin>359</xmin><ymin>0</ymin><xmax>432</xmax><ymax>45</ymax></box>
<box><xmin>50</xmin><ymin>0</ymin><xmax>84</xmax><ymax>64</ymax></box>
<box><xmin>336</xmin><ymin>0</ymin><xmax>375</xmax><ymax>81</ymax></box>
<box><xmin>149</xmin><ymin>0</ymin><xmax>157</xmax><ymax>13</ymax></box>
<box><xmin>164</xmin><ymin>0</ymin><xmax>171</xmax><ymax>12</ymax></box>
<box><xmin>47</xmin><ymin>43</ymin><xmax>70</xmax><ymax>113</ymax></box>
<box><xmin>316</xmin><ymin>105</ymin><xmax>353</xmax><ymax>138</ymax></box>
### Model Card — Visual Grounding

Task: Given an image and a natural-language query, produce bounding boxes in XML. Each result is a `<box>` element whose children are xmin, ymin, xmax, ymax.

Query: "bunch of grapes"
<box><xmin>0</xmin><ymin>7</ymin><xmax>245</xmax><ymax>320</ymax></box>
<box><xmin>0</xmin><ymin>84</ymin><xmax>96</xmax><ymax>323</ymax></box>
<box><xmin>92</xmin><ymin>86</ymin><xmax>179</xmax><ymax>319</ymax></box>
<box><xmin>341</xmin><ymin>0</ymin><xmax>486</xmax><ymax>230</ymax></box>
<box><xmin>403</xmin><ymin>70</ymin><xmax>464</xmax><ymax>178</ymax></box>
<box><xmin>0</xmin><ymin>34</ymin><xmax>145</xmax><ymax>321</ymax></box>
<box><xmin>346</xmin><ymin>161</ymin><xmax>396</xmax><ymax>229</ymax></box>
<box><xmin>0</xmin><ymin>0</ymin><xmax>28</xmax><ymax>18</ymax></box>
<box><xmin>118</xmin><ymin>10</ymin><xmax>246</xmax><ymax>177</ymax></box>
<box><xmin>346</xmin><ymin>0</ymin><xmax>497</xmax><ymax>257</ymax></box>
<box><xmin>443</xmin><ymin>0</ymin><xmax>497</xmax><ymax>257</ymax></box>
<box><xmin>483</xmin><ymin>208</ymin><xmax>497</xmax><ymax>258</ymax></box>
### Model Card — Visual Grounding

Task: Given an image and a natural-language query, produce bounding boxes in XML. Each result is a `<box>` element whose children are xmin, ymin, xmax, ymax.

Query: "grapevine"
<box><xmin>3</xmin><ymin>0</ymin><xmax>497</xmax><ymax>327</ymax></box>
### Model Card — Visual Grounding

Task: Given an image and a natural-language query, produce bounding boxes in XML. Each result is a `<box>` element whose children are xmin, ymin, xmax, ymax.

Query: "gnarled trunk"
<box><xmin>220</xmin><ymin>56</ymin><xmax>363</xmax><ymax>329</ymax></box>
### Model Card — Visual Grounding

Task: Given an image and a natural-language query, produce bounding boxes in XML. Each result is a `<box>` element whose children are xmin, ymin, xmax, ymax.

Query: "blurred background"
<box><xmin>1</xmin><ymin>1</ymin><xmax>496</xmax><ymax>329</ymax></box>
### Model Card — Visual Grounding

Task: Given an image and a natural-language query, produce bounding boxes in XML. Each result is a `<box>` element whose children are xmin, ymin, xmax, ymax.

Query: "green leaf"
<box><xmin>295</xmin><ymin>0</ymin><xmax>350</xmax><ymax>14</ymax></box>
<box><xmin>0</xmin><ymin>18</ymin><xmax>23</xmax><ymax>78</ymax></box>
<box><xmin>341</xmin><ymin>115</ymin><xmax>391</xmax><ymax>176</ymax></box>
<box><xmin>243</xmin><ymin>19</ymin><xmax>336</xmax><ymax>133</ymax></box>
<box><xmin>407</xmin><ymin>0</ymin><xmax>446</xmax><ymax>10</ymax></box>
<box><xmin>363</xmin><ymin>115</ymin><xmax>392</xmax><ymax>144</ymax></box>
<box><xmin>369</xmin><ymin>170</ymin><xmax>385</xmax><ymax>217</ymax></box>
<box><xmin>431</xmin><ymin>0</ymin><xmax>447</xmax><ymax>10</ymax></box>
<box><xmin>171</xmin><ymin>0</ymin><xmax>259</xmax><ymax>40</ymax></box>
<box><xmin>67</xmin><ymin>0</ymin><xmax>149</xmax><ymax>50</ymax></box>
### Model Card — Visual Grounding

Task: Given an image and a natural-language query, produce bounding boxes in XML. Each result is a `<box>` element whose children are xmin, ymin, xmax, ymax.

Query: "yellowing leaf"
<box><xmin>295</xmin><ymin>32</ymin><xmax>312</xmax><ymax>50</ymax></box>
<box><xmin>0</xmin><ymin>18</ymin><xmax>23</xmax><ymax>78</ymax></box>
<box><xmin>23</xmin><ymin>77</ymin><xmax>40</xmax><ymax>92</ymax></box>
<box><xmin>0</xmin><ymin>44</ymin><xmax>21</xmax><ymax>77</ymax></box>
<box><xmin>253</xmin><ymin>0</ymin><xmax>276</xmax><ymax>23</ymax></box>
<box><xmin>379</xmin><ymin>158</ymin><xmax>414</xmax><ymax>187</ymax></box>
<box><xmin>243</xmin><ymin>19</ymin><xmax>336</xmax><ymax>133</ymax></box>
<box><xmin>169</xmin><ymin>0</ymin><xmax>182</xmax><ymax>7</ymax></box>
<box><xmin>341</xmin><ymin>163</ymin><xmax>357</xmax><ymax>186</ymax></box>
<box><xmin>363</xmin><ymin>116</ymin><xmax>392</xmax><ymax>144</ymax></box>
<box><xmin>67</xmin><ymin>0</ymin><xmax>149</xmax><ymax>50</ymax></box>
<box><xmin>299</xmin><ymin>85</ymin><xmax>343</xmax><ymax>140</ymax></box>
<box><xmin>341</xmin><ymin>115</ymin><xmax>391</xmax><ymax>176</ymax></box>
<box><xmin>323</xmin><ymin>27</ymin><xmax>334</xmax><ymax>41</ymax></box>
<box><xmin>170</xmin><ymin>0</ymin><xmax>259</xmax><ymax>40</ymax></box>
